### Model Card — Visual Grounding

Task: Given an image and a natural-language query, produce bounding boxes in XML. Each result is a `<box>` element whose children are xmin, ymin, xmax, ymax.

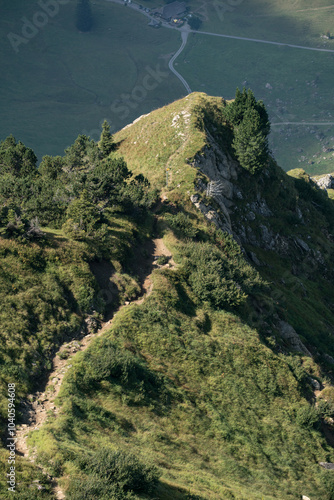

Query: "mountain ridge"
<box><xmin>0</xmin><ymin>92</ymin><xmax>334</xmax><ymax>499</ymax></box>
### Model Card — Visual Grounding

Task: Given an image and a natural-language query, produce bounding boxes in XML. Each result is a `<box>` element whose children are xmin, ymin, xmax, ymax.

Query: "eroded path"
<box><xmin>15</xmin><ymin>237</ymin><xmax>174</xmax><ymax>499</ymax></box>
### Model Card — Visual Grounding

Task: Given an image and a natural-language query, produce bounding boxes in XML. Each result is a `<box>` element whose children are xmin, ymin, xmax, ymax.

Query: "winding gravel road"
<box><xmin>168</xmin><ymin>29</ymin><xmax>192</xmax><ymax>94</ymax></box>
<box><xmin>106</xmin><ymin>0</ymin><xmax>334</xmax><ymax>96</ymax></box>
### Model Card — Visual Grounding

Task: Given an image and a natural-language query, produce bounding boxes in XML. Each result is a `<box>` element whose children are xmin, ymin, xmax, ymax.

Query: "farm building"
<box><xmin>154</xmin><ymin>1</ymin><xmax>187</xmax><ymax>21</ymax></box>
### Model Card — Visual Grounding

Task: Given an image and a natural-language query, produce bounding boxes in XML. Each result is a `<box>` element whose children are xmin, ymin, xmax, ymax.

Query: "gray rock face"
<box><xmin>85</xmin><ymin>315</ymin><xmax>99</xmax><ymax>334</ymax></box>
<box><xmin>190</xmin><ymin>131</ymin><xmax>323</xmax><ymax>268</ymax></box>
<box><xmin>324</xmin><ymin>353</ymin><xmax>334</xmax><ymax>365</ymax></box>
<box><xmin>309</xmin><ymin>378</ymin><xmax>321</xmax><ymax>390</ymax></box>
<box><xmin>246</xmin><ymin>211</ymin><xmax>256</xmax><ymax>221</ymax></box>
<box><xmin>248</xmin><ymin>251</ymin><xmax>262</xmax><ymax>266</ymax></box>
<box><xmin>319</xmin><ymin>462</ymin><xmax>334</xmax><ymax>470</ymax></box>
<box><xmin>194</xmin><ymin>132</ymin><xmax>239</xmax><ymax>184</ymax></box>
<box><xmin>278</xmin><ymin>321</ymin><xmax>312</xmax><ymax>356</ymax></box>
<box><xmin>249</xmin><ymin>199</ymin><xmax>273</xmax><ymax>217</ymax></box>
<box><xmin>294</xmin><ymin>237</ymin><xmax>310</xmax><ymax>253</ymax></box>
<box><xmin>190</xmin><ymin>195</ymin><xmax>232</xmax><ymax>234</ymax></box>
<box><xmin>313</xmin><ymin>174</ymin><xmax>334</xmax><ymax>190</ymax></box>
<box><xmin>259</xmin><ymin>224</ymin><xmax>273</xmax><ymax>247</ymax></box>
<box><xmin>192</xmin><ymin>133</ymin><xmax>239</xmax><ymax>235</ymax></box>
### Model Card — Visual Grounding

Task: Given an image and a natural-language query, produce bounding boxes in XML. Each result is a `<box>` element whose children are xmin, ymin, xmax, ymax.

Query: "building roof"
<box><xmin>158</xmin><ymin>1</ymin><xmax>186</xmax><ymax>20</ymax></box>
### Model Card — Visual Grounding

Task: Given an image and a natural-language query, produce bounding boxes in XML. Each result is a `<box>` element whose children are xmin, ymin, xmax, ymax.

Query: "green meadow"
<box><xmin>0</xmin><ymin>0</ymin><xmax>184</xmax><ymax>160</ymax></box>
<box><xmin>177</xmin><ymin>34</ymin><xmax>334</xmax><ymax>174</ymax></box>
<box><xmin>1</xmin><ymin>0</ymin><xmax>334</xmax><ymax>172</ymax></box>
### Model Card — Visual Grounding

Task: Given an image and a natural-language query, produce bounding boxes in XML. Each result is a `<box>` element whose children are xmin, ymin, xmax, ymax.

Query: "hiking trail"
<box><xmin>15</xmin><ymin>237</ymin><xmax>175</xmax><ymax>499</ymax></box>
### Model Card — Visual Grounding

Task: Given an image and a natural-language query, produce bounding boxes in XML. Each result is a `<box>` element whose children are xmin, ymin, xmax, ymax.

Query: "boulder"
<box><xmin>294</xmin><ymin>237</ymin><xmax>310</xmax><ymax>253</ymax></box>
<box><xmin>312</xmin><ymin>174</ymin><xmax>334</xmax><ymax>190</ymax></box>
<box><xmin>278</xmin><ymin>321</ymin><xmax>312</xmax><ymax>356</ymax></box>
<box><xmin>319</xmin><ymin>462</ymin><xmax>334</xmax><ymax>470</ymax></box>
<box><xmin>309</xmin><ymin>378</ymin><xmax>321</xmax><ymax>391</ymax></box>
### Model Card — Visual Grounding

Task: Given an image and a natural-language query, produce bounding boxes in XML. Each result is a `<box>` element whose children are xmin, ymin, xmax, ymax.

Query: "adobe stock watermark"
<box><xmin>212</xmin><ymin>0</ymin><xmax>244</xmax><ymax>22</ymax></box>
<box><xmin>7</xmin><ymin>0</ymin><xmax>70</xmax><ymax>54</ymax></box>
<box><xmin>82</xmin><ymin>63</ymin><xmax>169</xmax><ymax>141</ymax></box>
<box><xmin>7</xmin><ymin>383</ymin><xmax>16</xmax><ymax>493</ymax></box>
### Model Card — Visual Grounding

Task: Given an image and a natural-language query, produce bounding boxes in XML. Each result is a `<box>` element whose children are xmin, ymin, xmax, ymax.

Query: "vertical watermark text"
<box><xmin>7</xmin><ymin>383</ymin><xmax>16</xmax><ymax>493</ymax></box>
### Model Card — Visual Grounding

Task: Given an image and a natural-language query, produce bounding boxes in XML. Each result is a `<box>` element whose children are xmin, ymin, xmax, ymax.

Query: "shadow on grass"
<box><xmin>155</xmin><ymin>480</ymin><xmax>207</xmax><ymax>500</ymax></box>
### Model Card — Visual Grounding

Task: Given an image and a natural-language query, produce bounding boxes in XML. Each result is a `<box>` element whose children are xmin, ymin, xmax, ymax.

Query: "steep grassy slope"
<box><xmin>116</xmin><ymin>92</ymin><xmax>334</xmax><ymax>361</ymax></box>
<box><xmin>1</xmin><ymin>93</ymin><xmax>334</xmax><ymax>499</ymax></box>
<box><xmin>27</xmin><ymin>231</ymin><xmax>334</xmax><ymax>499</ymax></box>
<box><xmin>114</xmin><ymin>93</ymin><xmax>228</xmax><ymax>193</ymax></box>
<box><xmin>0</xmin><ymin>215</ymin><xmax>151</xmax><ymax>498</ymax></box>
<box><xmin>16</xmin><ymin>93</ymin><xmax>334</xmax><ymax>499</ymax></box>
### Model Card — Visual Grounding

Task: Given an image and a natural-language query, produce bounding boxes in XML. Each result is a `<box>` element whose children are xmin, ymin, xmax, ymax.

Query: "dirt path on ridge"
<box><xmin>15</xmin><ymin>237</ymin><xmax>175</xmax><ymax>499</ymax></box>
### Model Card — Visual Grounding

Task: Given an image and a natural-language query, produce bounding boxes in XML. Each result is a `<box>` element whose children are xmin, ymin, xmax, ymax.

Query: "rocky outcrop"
<box><xmin>190</xmin><ymin>132</ymin><xmax>240</xmax><ymax>234</ymax></box>
<box><xmin>189</xmin><ymin>128</ymin><xmax>331</xmax><ymax>282</ymax></box>
<box><xmin>309</xmin><ymin>378</ymin><xmax>321</xmax><ymax>390</ymax></box>
<box><xmin>194</xmin><ymin>131</ymin><xmax>239</xmax><ymax>184</ymax></box>
<box><xmin>190</xmin><ymin>194</ymin><xmax>232</xmax><ymax>233</ymax></box>
<box><xmin>319</xmin><ymin>462</ymin><xmax>334</xmax><ymax>470</ymax></box>
<box><xmin>312</xmin><ymin>173</ymin><xmax>334</xmax><ymax>190</ymax></box>
<box><xmin>84</xmin><ymin>314</ymin><xmax>100</xmax><ymax>334</ymax></box>
<box><xmin>278</xmin><ymin>321</ymin><xmax>312</xmax><ymax>356</ymax></box>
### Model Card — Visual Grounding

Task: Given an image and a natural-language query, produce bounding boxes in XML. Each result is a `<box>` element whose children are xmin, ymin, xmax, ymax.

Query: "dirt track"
<box><xmin>15</xmin><ymin>237</ymin><xmax>175</xmax><ymax>499</ymax></box>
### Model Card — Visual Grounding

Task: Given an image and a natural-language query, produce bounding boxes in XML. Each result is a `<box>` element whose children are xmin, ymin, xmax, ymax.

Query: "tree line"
<box><xmin>0</xmin><ymin>121</ymin><xmax>157</xmax><ymax>250</ymax></box>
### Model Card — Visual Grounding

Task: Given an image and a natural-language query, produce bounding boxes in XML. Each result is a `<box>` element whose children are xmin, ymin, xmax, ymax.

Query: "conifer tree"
<box><xmin>99</xmin><ymin>120</ymin><xmax>114</xmax><ymax>158</ymax></box>
<box><xmin>232</xmin><ymin>108</ymin><xmax>269</xmax><ymax>174</ymax></box>
<box><xmin>224</xmin><ymin>88</ymin><xmax>270</xmax><ymax>174</ymax></box>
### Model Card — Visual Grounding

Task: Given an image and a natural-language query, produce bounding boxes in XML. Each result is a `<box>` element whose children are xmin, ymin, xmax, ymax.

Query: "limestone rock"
<box><xmin>190</xmin><ymin>195</ymin><xmax>232</xmax><ymax>234</ymax></box>
<box><xmin>85</xmin><ymin>315</ymin><xmax>99</xmax><ymax>334</ymax></box>
<box><xmin>278</xmin><ymin>321</ymin><xmax>312</xmax><ymax>356</ymax></box>
<box><xmin>249</xmin><ymin>199</ymin><xmax>273</xmax><ymax>217</ymax></box>
<box><xmin>319</xmin><ymin>462</ymin><xmax>334</xmax><ymax>470</ymax></box>
<box><xmin>248</xmin><ymin>251</ymin><xmax>261</xmax><ymax>266</ymax></box>
<box><xmin>324</xmin><ymin>353</ymin><xmax>334</xmax><ymax>365</ymax></box>
<box><xmin>294</xmin><ymin>237</ymin><xmax>310</xmax><ymax>253</ymax></box>
<box><xmin>312</xmin><ymin>174</ymin><xmax>334</xmax><ymax>190</ymax></box>
<box><xmin>309</xmin><ymin>378</ymin><xmax>321</xmax><ymax>390</ymax></box>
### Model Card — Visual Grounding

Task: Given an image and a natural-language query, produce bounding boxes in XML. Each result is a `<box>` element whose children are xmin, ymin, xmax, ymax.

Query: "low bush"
<box><xmin>165</xmin><ymin>212</ymin><xmax>198</xmax><ymax>239</ymax></box>
<box><xmin>63</xmin><ymin>339</ymin><xmax>164</xmax><ymax>404</ymax></box>
<box><xmin>67</xmin><ymin>448</ymin><xmax>159</xmax><ymax>499</ymax></box>
<box><xmin>180</xmin><ymin>236</ymin><xmax>266</xmax><ymax>308</ymax></box>
<box><xmin>156</xmin><ymin>255</ymin><xmax>169</xmax><ymax>265</ymax></box>
<box><xmin>111</xmin><ymin>273</ymin><xmax>140</xmax><ymax>304</ymax></box>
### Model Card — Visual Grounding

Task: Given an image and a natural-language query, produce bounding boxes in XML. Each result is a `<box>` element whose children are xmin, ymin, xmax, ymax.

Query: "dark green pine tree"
<box><xmin>99</xmin><ymin>120</ymin><xmax>114</xmax><ymax>158</ymax></box>
<box><xmin>232</xmin><ymin>107</ymin><xmax>269</xmax><ymax>174</ymax></box>
<box><xmin>224</xmin><ymin>88</ymin><xmax>270</xmax><ymax>136</ymax></box>
<box><xmin>76</xmin><ymin>0</ymin><xmax>93</xmax><ymax>32</ymax></box>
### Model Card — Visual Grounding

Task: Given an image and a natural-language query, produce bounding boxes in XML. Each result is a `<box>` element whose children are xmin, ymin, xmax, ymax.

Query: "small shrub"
<box><xmin>296</xmin><ymin>404</ymin><xmax>319</xmax><ymax>428</ymax></box>
<box><xmin>71</xmin><ymin>340</ymin><xmax>164</xmax><ymax>403</ymax></box>
<box><xmin>67</xmin><ymin>448</ymin><xmax>160</xmax><ymax>499</ymax></box>
<box><xmin>111</xmin><ymin>273</ymin><xmax>140</xmax><ymax>303</ymax></box>
<box><xmin>86</xmin><ymin>448</ymin><xmax>159</xmax><ymax>494</ymax></box>
<box><xmin>165</xmin><ymin>212</ymin><xmax>198</xmax><ymax>239</ymax></box>
<box><xmin>58</xmin><ymin>349</ymin><xmax>70</xmax><ymax>360</ymax></box>
<box><xmin>180</xmin><ymin>238</ymin><xmax>266</xmax><ymax>309</ymax></box>
<box><xmin>156</xmin><ymin>255</ymin><xmax>169</xmax><ymax>265</ymax></box>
